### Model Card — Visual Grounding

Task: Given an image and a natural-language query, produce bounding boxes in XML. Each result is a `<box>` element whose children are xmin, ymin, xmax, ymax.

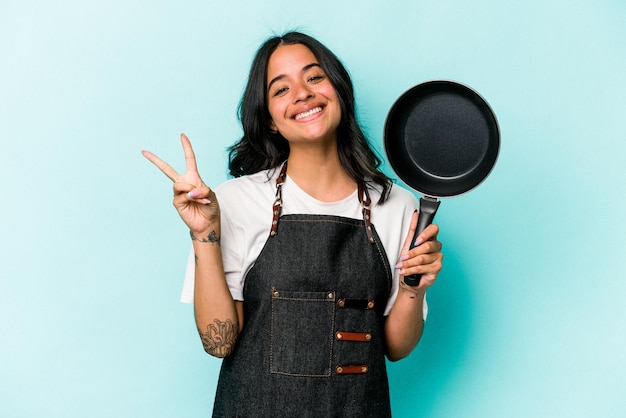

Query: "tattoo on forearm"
<box><xmin>198</xmin><ymin>319</ymin><xmax>238</xmax><ymax>358</ymax></box>
<box><xmin>190</xmin><ymin>230</ymin><xmax>220</xmax><ymax>245</ymax></box>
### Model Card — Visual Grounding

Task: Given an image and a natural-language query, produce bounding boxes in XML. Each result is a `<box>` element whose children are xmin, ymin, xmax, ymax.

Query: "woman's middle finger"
<box><xmin>410</xmin><ymin>240</ymin><xmax>442</xmax><ymax>258</ymax></box>
<box><xmin>180</xmin><ymin>133</ymin><xmax>200</xmax><ymax>174</ymax></box>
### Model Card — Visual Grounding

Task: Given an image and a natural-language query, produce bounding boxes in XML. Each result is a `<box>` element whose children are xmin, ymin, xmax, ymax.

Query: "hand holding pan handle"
<box><xmin>404</xmin><ymin>196</ymin><xmax>440</xmax><ymax>286</ymax></box>
<box><xmin>384</xmin><ymin>80</ymin><xmax>500</xmax><ymax>287</ymax></box>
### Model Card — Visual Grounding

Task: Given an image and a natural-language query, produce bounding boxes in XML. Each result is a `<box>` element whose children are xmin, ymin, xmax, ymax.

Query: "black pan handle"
<box><xmin>404</xmin><ymin>197</ymin><xmax>441</xmax><ymax>286</ymax></box>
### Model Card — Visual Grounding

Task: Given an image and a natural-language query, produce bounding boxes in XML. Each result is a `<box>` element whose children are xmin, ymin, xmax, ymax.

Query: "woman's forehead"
<box><xmin>267</xmin><ymin>44</ymin><xmax>319</xmax><ymax>81</ymax></box>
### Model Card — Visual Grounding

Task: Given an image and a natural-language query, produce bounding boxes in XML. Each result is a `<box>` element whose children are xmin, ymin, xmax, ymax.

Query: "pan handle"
<box><xmin>404</xmin><ymin>196</ymin><xmax>441</xmax><ymax>286</ymax></box>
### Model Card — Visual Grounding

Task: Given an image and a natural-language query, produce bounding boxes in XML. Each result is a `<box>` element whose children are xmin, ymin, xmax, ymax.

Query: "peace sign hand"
<box><xmin>142</xmin><ymin>133</ymin><xmax>220</xmax><ymax>235</ymax></box>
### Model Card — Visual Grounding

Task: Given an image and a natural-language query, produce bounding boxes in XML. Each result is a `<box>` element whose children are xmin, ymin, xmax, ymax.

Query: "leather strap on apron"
<box><xmin>270</xmin><ymin>162</ymin><xmax>287</xmax><ymax>237</ymax></box>
<box><xmin>269</xmin><ymin>161</ymin><xmax>374</xmax><ymax>243</ymax></box>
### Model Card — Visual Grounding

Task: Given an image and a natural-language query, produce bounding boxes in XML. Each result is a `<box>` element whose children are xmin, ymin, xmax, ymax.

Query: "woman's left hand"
<box><xmin>395</xmin><ymin>211</ymin><xmax>444</xmax><ymax>291</ymax></box>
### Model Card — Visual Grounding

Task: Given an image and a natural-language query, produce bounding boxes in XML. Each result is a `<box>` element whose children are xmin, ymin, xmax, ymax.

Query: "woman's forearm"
<box><xmin>191</xmin><ymin>227</ymin><xmax>242</xmax><ymax>358</ymax></box>
<box><xmin>384</xmin><ymin>287</ymin><xmax>426</xmax><ymax>361</ymax></box>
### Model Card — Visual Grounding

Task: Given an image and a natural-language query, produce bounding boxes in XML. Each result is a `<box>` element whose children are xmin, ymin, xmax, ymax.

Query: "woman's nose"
<box><xmin>293</xmin><ymin>82</ymin><xmax>313</xmax><ymax>102</ymax></box>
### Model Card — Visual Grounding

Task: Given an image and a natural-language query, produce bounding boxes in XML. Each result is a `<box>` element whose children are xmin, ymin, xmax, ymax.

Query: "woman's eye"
<box><xmin>308</xmin><ymin>75</ymin><xmax>324</xmax><ymax>82</ymax></box>
<box><xmin>273</xmin><ymin>87</ymin><xmax>288</xmax><ymax>97</ymax></box>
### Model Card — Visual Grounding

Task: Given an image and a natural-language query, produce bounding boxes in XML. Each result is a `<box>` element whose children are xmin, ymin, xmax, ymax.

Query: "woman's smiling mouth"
<box><xmin>294</xmin><ymin>106</ymin><xmax>323</xmax><ymax>120</ymax></box>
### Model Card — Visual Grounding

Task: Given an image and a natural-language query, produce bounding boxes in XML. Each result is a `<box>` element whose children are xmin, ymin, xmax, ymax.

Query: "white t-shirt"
<box><xmin>181</xmin><ymin>167</ymin><xmax>427</xmax><ymax>318</ymax></box>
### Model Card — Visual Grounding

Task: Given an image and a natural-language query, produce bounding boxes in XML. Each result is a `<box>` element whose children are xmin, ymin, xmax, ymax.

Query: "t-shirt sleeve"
<box><xmin>180</xmin><ymin>247</ymin><xmax>195</xmax><ymax>304</ymax></box>
<box><xmin>220</xmin><ymin>206</ymin><xmax>245</xmax><ymax>301</ymax></box>
<box><xmin>382</xmin><ymin>187</ymin><xmax>429</xmax><ymax>321</ymax></box>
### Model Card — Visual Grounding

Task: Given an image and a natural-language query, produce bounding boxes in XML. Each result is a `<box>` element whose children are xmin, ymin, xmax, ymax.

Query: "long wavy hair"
<box><xmin>228</xmin><ymin>31</ymin><xmax>391</xmax><ymax>203</ymax></box>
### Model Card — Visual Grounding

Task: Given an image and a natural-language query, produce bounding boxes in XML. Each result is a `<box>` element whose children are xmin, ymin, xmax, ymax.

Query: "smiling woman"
<box><xmin>142</xmin><ymin>31</ymin><xmax>444</xmax><ymax>417</ymax></box>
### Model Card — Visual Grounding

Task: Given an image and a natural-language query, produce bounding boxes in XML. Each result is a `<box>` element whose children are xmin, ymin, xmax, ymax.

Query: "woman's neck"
<box><xmin>286</xmin><ymin>147</ymin><xmax>357</xmax><ymax>202</ymax></box>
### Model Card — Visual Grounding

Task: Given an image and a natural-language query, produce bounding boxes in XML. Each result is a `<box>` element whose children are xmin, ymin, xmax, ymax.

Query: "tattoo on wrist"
<box><xmin>198</xmin><ymin>319</ymin><xmax>238</xmax><ymax>358</ymax></box>
<box><xmin>400</xmin><ymin>280</ymin><xmax>425</xmax><ymax>299</ymax></box>
<box><xmin>190</xmin><ymin>230</ymin><xmax>220</xmax><ymax>245</ymax></box>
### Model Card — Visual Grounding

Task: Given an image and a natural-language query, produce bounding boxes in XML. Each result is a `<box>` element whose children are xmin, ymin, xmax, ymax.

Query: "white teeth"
<box><xmin>295</xmin><ymin>107</ymin><xmax>322</xmax><ymax>120</ymax></box>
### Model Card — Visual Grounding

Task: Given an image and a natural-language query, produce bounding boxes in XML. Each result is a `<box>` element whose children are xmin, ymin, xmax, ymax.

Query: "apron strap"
<box><xmin>270</xmin><ymin>161</ymin><xmax>373</xmax><ymax>244</ymax></box>
<box><xmin>270</xmin><ymin>161</ymin><xmax>288</xmax><ymax>237</ymax></box>
<box><xmin>358</xmin><ymin>182</ymin><xmax>374</xmax><ymax>243</ymax></box>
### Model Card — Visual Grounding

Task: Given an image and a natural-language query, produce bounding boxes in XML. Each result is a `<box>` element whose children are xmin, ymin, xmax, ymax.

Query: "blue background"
<box><xmin>1</xmin><ymin>0</ymin><xmax>625</xmax><ymax>417</ymax></box>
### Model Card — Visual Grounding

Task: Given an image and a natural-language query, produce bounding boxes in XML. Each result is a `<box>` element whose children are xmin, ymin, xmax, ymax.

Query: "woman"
<box><xmin>143</xmin><ymin>31</ymin><xmax>443</xmax><ymax>417</ymax></box>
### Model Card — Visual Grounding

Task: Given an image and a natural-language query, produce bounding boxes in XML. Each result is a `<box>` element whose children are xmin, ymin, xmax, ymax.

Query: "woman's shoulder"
<box><xmin>214</xmin><ymin>168</ymin><xmax>281</xmax><ymax>223</ymax></box>
<box><xmin>216</xmin><ymin>167</ymin><xmax>280</xmax><ymax>196</ymax></box>
<box><xmin>372</xmin><ymin>182</ymin><xmax>418</xmax><ymax>210</ymax></box>
<box><xmin>389</xmin><ymin>182</ymin><xmax>418</xmax><ymax>201</ymax></box>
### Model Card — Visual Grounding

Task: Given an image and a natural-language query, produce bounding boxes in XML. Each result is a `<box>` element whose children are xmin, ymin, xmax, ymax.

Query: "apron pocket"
<box><xmin>270</xmin><ymin>289</ymin><xmax>336</xmax><ymax>377</ymax></box>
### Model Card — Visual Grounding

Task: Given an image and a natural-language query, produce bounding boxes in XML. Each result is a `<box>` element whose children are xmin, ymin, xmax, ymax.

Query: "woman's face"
<box><xmin>266</xmin><ymin>43</ymin><xmax>341</xmax><ymax>146</ymax></box>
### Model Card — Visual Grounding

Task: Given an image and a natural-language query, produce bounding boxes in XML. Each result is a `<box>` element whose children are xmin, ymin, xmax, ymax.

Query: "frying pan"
<box><xmin>384</xmin><ymin>80</ymin><xmax>500</xmax><ymax>285</ymax></box>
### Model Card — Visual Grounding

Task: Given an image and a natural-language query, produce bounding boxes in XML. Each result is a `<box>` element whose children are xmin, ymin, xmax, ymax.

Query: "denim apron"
<box><xmin>213</xmin><ymin>163</ymin><xmax>393</xmax><ymax>417</ymax></box>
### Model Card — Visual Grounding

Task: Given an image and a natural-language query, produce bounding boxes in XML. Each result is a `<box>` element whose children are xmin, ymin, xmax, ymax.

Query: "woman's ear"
<box><xmin>269</xmin><ymin>120</ymin><xmax>278</xmax><ymax>134</ymax></box>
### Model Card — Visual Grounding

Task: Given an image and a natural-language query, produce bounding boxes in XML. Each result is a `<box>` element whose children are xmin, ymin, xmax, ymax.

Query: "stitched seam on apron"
<box><xmin>281</xmin><ymin>219</ymin><xmax>362</xmax><ymax>226</ymax></box>
<box><xmin>372</xmin><ymin>237</ymin><xmax>392</xmax><ymax>292</ymax></box>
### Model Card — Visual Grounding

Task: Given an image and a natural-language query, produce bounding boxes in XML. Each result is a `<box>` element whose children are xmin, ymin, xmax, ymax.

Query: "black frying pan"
<box><xmin>384</xmin><ymin>80</ymin><xmax>500</xmax><ymax>285</ymax></box>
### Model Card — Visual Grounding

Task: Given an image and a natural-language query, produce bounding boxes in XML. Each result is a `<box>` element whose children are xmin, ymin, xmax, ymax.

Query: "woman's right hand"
<box><xmin>142</xmin><ymin>133</ymin><xmax>219</xmax><ymax>235</ymax></box>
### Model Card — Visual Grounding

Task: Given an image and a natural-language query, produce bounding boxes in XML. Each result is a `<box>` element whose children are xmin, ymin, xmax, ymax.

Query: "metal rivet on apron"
<box><xmin>336</xmin><ymin>332</ymin><xmax>343</xmax><ymax>340</ymax></box>
<box><xmin>365</xmin><ymin>334</ymin><xmax>372</xmax><ymax>341</ymax></box>
<box><xmin>367</xmin><ymin>300</ymin><xmax>375</xmax><ymax>309</ymax></box>
<box><xmin>336</xmin><ymin>366</ymin><xmax>344</xmax><ymax>374</ymax></box>
<box><xmin>337</xmin><ymin>299</ymin><xmax>345</xmax><ymax>308</ymax></box>
<box><xmin>362</xmin><ymin>366</ymin><xmax>368</xmax><ymax>373</ymax></box>
<box><xmin>272</xmin><ymin>220</ymin><xmax>277</xmax><ymax>225</ymax></box>
<box><xmin>270</xmin><ymin>231</ymin><xmax>276</xmax><ymax>236</ymax></box>
<box><xmin>272</xmin><ymin>290</ymin><xmax>279</xmax><ymax>297</ymax></box>
<box><xmin>328</xmin><ymin>292</ymin><xmax>334</xmax><ymax>299</ymax></box>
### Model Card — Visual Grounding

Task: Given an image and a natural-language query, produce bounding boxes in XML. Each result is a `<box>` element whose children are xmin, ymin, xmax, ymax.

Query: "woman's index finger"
<box><xmin>141</xmin><ymin>149</ymin><xmax>180</xmax><ymax>182</ymax></box>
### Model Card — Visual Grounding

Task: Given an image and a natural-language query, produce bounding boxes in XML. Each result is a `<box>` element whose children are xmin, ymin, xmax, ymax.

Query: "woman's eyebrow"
<box><xmin>267</xmin><ymin>63</ymin><xmax>322</xmax><ymax>92</ymax></box>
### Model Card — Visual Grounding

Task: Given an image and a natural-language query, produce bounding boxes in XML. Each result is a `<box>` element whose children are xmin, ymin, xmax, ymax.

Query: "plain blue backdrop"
<box><xmin>1</xmin><ymin>0</ymin><xmax>625</xmax><ymax>417</ymax></box>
